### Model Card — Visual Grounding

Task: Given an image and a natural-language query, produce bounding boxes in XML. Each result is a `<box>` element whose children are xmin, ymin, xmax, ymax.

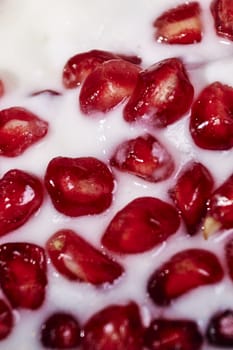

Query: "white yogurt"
<box><xmin>0</xmin><ymin>0</ymin><xmax>232</xmax><ymax>349</ymax></box>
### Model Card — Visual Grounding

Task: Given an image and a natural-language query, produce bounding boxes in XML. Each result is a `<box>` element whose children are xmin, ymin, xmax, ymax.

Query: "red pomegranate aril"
<box><xmin>0</xmin><ymin>300</ymin><xmax>13</xmax><ymax>340</ymax></box>
<box><xmin>101</xmin><ymin>197</ymin><xmax>180</xmax><ymax>254</ymax></box>
<box><xmin>79</xmin><ymin>59</ymin><xmax>140</xmax><ymax>114</ymax></box>
<box><xmin>190</xmin><ymin>82</ymin><xmax>233</xmax><ymax>150</ymax></box>
<box><xmin>0</xmin><ymin>242</ymin><xmax>47</xmax><ymax>309</ymax></box>
<box><xmin>63</xmin><ymin>49</ymin><xmax>141</xmax><ymax>89</ymax></box>
<box><xmin>211</xmin><ymin>0</ymin><xmax>233</xmax><ymax>41</ymax></box>
<box><xmin>0</xmin><ymin>80</ymin><xmax>4</xmax><ymax>98</ymax></box>
<box><xmin>225</xmin><ymin>237</ymin><xmax>233</xmax><ymax>281</ymax></box>
<box><xmin>82</xmin><ymin>302</ymin><xmax>144</xmax><ymax>350</ymax></box>
<box><xmin>154</xmin><ymin>2</ymin><xmax>202</xmax><ymax>45</ymax></box>
<box><xmin>0</xmin><ymin>107</ymin><xmax>48</xmax><ymax>157</ymax></box>
<box><xmin>169</xmin><ymin>162</ymin><xmax>214</xmax><ymax>235</ymax></box>
<box><xmin>45</xmin><ymin>156</ymin><xmax>114</xmax><ymax>217</ymax></box>
<box><xmin>40</xmin><ymin>312</ymin><xmax>81</xmax><ymax>348</ymax></box>
<box><xmin>110</xmin><ymin>134</ymin><xmax>174</xmax><ymax>182</ymax></box>
<box><xmin>203</xmin><ymin>173</ymin><xmax>233</xmax><ymax>238</ymax></box>
<box><xmin>206</xmin><ymin>309</ymin><xmax>233</xmax><ymax>347</ymax></box>
<box><xmin>123</xmin><ymin>57</ymin><xmax>194</xmax><ymax>128</ymax></box>
<box><xmin>144</xmin><ymin>318</ymin><xmax>203</xmax><ymax>350</ymax></box>
<box><xmin>147</xmin><ymin>248</ymin><xmax>223</xmax><ymax>306</ymax></box>
<box><xmin>47</xmin><ymin>229</ymin><xmax>123</xmax><ymax>285</ymax></box>
<box><xmin>0</xmin><ymin>169</ymin><xmax>43</xmax><ymax>237</ymax></box>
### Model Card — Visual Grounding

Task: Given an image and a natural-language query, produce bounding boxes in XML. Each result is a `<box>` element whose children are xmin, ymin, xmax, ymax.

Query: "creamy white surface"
<box><xmin>0</xmin><ymin>0</ymin><xmax>232</xmax><ymax>349</ymax></box>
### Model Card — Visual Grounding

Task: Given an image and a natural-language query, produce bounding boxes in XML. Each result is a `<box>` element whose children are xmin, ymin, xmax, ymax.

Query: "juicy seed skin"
<box><xmin>0</xmin><ymin>169</ymin><xmax>43</xmax><ymax>237</ymax></box>
<box><xmin>144</xmin><ymin>318</ymin><xmax>203</xmax><ymax>350</ymax></box>
<box><xmin>206</xmin><ymin>309</ymin><xmax>233</xmax><ymax>347</ymax></box>
<box><xmin>79</xmin><ymin>59</ymin><xmax>140</xmax><ymax>114</ymax></box>
<box><xmin>40</xmin><ymin>312</ymin><xmax>81</xmax><ymax>348</ymax></box>
<box><xmin>81</xmin><ymin>302</ymin><xmax>144</xmax><ymax>350</ymax></box>
<box><xmin>190</xmin><ymin>81</ymin><xmax>233</xmax><ymax>150</ymax></box>
<box><xmin>147</xmin><ymin>248</ymin><xmax>224</xmax><ymax>306</ymax></box>
<box><xmin>211</xmin><ymin>0</ymin><xmax>233</xmax><ymax>41</ymax></box>
<box><xmin>123</xmin><ymin>57</ymin><xmax>194</xmax><ymax>128</ymax></box>
<box><xmin>0</xmin><ymin>242</ymin><xmax>47</xmax><ymax>309</ymax></box>
<box><xmin>102</xmin><ymin>196</ymin><xmax>180</xmax><ymax>254</ymax></box>
<box><xmin>46</xmin><ymin>229</ymin><xmax>124</xmax><ymax>285</ymax></box>
<box><xmin>45</xmin><ymin>156</ymin><xmax>115</xmax><ymax>217</ymax></box>
<box><xmin>110</xmin><ymin>134</ymin><xmax>175</xmax><ymax>182</ymax></box>
<box><xmin>169</xmin><ymin>161</ymin><xmax>214</xmax><ymax>235</ymax></box>
<box><xmin>0</xmin><ymin>107</ymin><xmax>48</xmax><ymax>157</ymax></box>
<box><xmin>0</xmin><ymin>300</ymin><xmax>13</xmax><ymax>340</ymax></box>
<box><xmin>154</xmin><ymin>2</ymin><xmax>202</xmax><ymax>45</ymax></box>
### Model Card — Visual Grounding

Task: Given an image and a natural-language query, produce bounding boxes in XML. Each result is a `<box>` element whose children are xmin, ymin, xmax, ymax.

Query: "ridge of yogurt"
<box><xmin>0</xmin><ymin>0</ymin><xmax>232</xmax><ymax>349</ymax></box>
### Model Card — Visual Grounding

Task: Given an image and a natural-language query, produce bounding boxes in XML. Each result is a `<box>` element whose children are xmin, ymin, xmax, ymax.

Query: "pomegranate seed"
<box><xmin>40</xmin><ymin>312</ymin><xmax>81</xmax><ymax>348</ymax></box>
<box><xmin>62</xmin><ymin>49</ymin><xmax>141</xmax><ymax>88</ymax></box>
<box><xmin>0</xmin><ymin>107</ymin><xmax>48</xmax><ymax>157</ymax></box>
<box><xmin>0</xmin><ymin>300</ymin><xmax>13</xmax><ymax>340</ymax></box>
<box><xmin>123</xmin><ymin>57</ymin><xmax>194</xmax><ymax>128</ymax></box>
<box><xmin>211</xmin><ymin>0</ymin><xmax>233</xmax><ymax>41</ymax></box>
<box><xmin>190</xmin><ymin>82</ymin><xmax>233</xmax><ymax>150</ymax></box>
<box><xmin>206</xmin><ymin>309</ymin><xmax>233</xmax><ymax>347</ymax></box>
<box><xmin>47</xmin><ymin>229</ymin><xmax>123</xmax><ymax>285</ymax></box>
<box><xmin>144</xmin><ymin>318</ymin><xmax>203</xmax><ymax>350</ymax></box>
<box><xmin>0</xmin><ymin>80</ymin><xmax>4</xmax><ymax>98</ymax></box>
<box><xmin>0</xmin><ymin>242</ymin><xmax>47</xmax><ymax>309</ymax></box>
<box><xmin>101</xmin><ymin>197</ymin><xmax>180</xmax><ymax>254</ymax></box>
<box><xmin>110</xmin><ymin>134</ymin><xmax>174</xmax><ymax>182</ymax></box>
<box><xmin>0</xmin><ymin>169</ymin><xmax>43</xmax><ymax>237</ymax></box>
<box><xmin>30</xmin><ymin>89</ymin><xmax>61</xmax><ymax>97</ymax></box>
<box><xmin>169</xmin><ymin>162</ymin><xmax>214</xmax><ymax>235</ymax></box>
<box><xmin>147</xmin><ymin>248</ymin><xmax>223</xmax><ymax>306</ymax></box>
<box><xmin>45</xmin><ymin>156</ymin><xmax>114</xmax><ymax>217</ymax></box>
<box><xmin>225</xmin><ymin>237</ymin><xmax>233</xmax><ymax>281</ymax></box>
<box><xmin>203</xmin><ymin>173</ymin><xmax>233</xmax><ymax>239</ymax></box>
<box><xmin>79</xmin><ymin>59</ymin><xmax>140</xmax><ymax>115</ymax></box>
<box><xmin>82</xmin><ymin>302</ymin><xmax>144</xmax><ymax>350</ymax></box>
<box><xmin>154</xmin><ymin>2</ymin><xmax>202</xmax><ymax>45</ymax></box>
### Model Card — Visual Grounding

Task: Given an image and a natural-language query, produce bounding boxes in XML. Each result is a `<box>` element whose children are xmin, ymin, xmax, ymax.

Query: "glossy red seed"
<box><xmin>40</xmin><ymin>312</ymin><xmax>81</xmax><ymax>348</ymax></box>
<box><xmin>124</xmin><ymin>58</ymin><xmax>194</xmax><ymax>128</ymax></box>
<box><xmin>45</xmin><ymin>156</ymin><xmax>114</xmax><ymax>217</ymax></box>
<box><xmin>82</xmin><ymin>302</ymin><xmax>144</xmax><ymax>350</ymax></box>
<box><xmin>144</xmin><ymin>318</ymin><xmax>203</xmax><ymax>350</ymax></box>
<box><xmin>0</xmin><ymin>169</ymin><xmax>43</xmax><ymax>237</ymax></box>
<box><xmin>203</xmin><ymin>173</ymin><xmax>233</xmax><ymax>238</ymax></box>
<box><xmin>63</xmin><ymin>49</ymin><xmax>141</xmax><ymax>89</ymax></box>
<box><xmin>169</xmin><ymin>162</ymin><xmax>214</xmax><ymax>235</ymax></box>
<box><xmin>79</xmin><ymin>59</ymin><xmax>140</xmax><ymax>115</ymax></box>
<box><xmin>0</xmin><ymin>243</ymin><xmax>47</xmax><ymax>309</ymax></box>
<box><xmin>0</xmin><ymin>300</ymin><xmax>13</xmax><ymax>340</ymax></box>
<box><xmin>101</xmin><ymin>197</ymin><xmax>180</xmax><ymax>254</ymax></box>
<box><xmin>206</xmin><ymin>309</ymin><xmax>233</xmax><ymax>347</ymax></box>
<box><xmin>190</xmin><ymin>82</ymin><xmax>233</xmax><ymax>150</ymax></box>
<box><xmin>147</xmin><ymin>249</ymin><xmax>223</xmax><ymax>306</ymax></box>
<box><xmin>154</xmin><ymin>2</ymin><xmax>202</xmax><ymax>45</ymax></box>
<box><xmin>225</xmin><ymin>237</ymin><xmax>233</xmax><ymax>281</ymax></box>
<box><xmin>110</xmin><ymin>134</ymin><xmax>174</xmax><ymax>182</ymax></box>
<box><xmin>0</xmin><ymin>107</ymin><xmax>48</xmax><ymax>157</ymax></box>
<box><xmin>47</xmin><ymin>229</ymin><xmax>123</xmax><ymax>285</ymax></box>
<box><xmin>211</xmin><ymin>0</ymin><xmax>233</xmax><ymax>41</ymax></box>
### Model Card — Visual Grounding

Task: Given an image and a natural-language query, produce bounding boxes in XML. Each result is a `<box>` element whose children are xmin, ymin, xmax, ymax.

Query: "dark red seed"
<box><xmin>40</xmin><ymin>312</ymin><xmax>81</xmax><ymax>348</ymax></box>
<box><xmin>45</xmin><ymin>156</ymin><xmax>114</xmax><ymax>217</ymax></box>
<box><xmin>144</xmin><ymin>318</ymin><xmax>203</xmax><ymax>350</ymax></box>
<box><xmin>147</xmin><ymin>249</ymin><xmax>224</xmax><ymax>306</ymax></box>
<box><xmin>211</xmin><ymin>0</ymin><xmax>233</xmax><ymax>41</ymax></box>
<box><xmin>82</xmin><ymin>302</ymin><xmax>144</xmax><ymax>350</ymax></box>
<box><xmin>206</xmin><ymin>309</ymin><xmax>233</xmax><ymax>347</ymax></box>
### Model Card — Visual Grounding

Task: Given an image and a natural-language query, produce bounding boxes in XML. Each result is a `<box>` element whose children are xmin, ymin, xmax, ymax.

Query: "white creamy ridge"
<box><xmin>0</xmin><ymin>0</ymin><xmax>232</xmax><ymax>349</ymax></box>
